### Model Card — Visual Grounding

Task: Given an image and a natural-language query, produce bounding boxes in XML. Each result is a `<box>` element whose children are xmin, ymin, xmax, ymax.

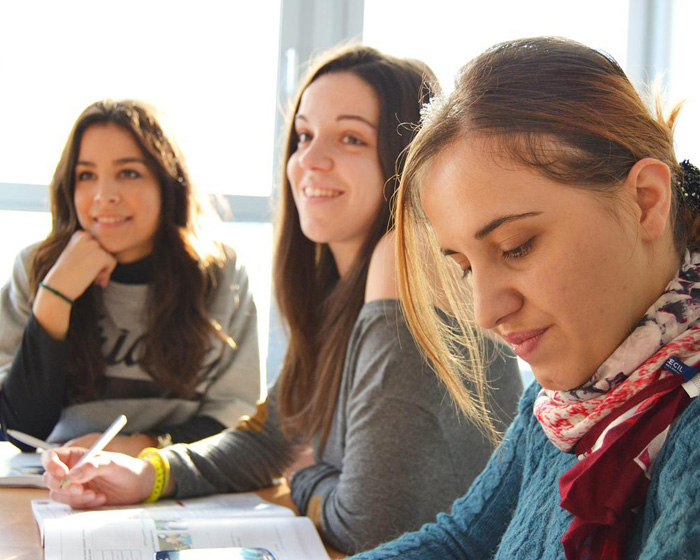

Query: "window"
<box><xmin>364</xmin><ymin>0</ymin><xmax>629</xmax><ymax>93</ymax></box>
<box><xmin>0</xmin><ymin>1</ymin><xmax>281</xmax><ymax>385</ymax></box>
<box><xmin>668</xmin><ymin>0</ymin><xmax>700</xmax><ymax>160</ymax></box>
<box><xmin>0</xmin><ymin>1</ymin><xmax>280</xmax><ymax>195</ymax></box>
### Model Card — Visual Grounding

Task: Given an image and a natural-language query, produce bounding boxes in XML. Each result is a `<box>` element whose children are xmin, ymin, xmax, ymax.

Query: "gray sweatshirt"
<box><xmin>163</xmin><ymin>299</ymin><xmax>523</xmax><ymax>554</ymax></box>
<box><xmin>0</xmin><ymin>243</ymin><xmax>260</xmax><ymax>444</ymax></box>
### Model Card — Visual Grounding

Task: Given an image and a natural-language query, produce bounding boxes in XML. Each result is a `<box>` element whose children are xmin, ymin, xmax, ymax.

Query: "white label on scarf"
<box><xmin>682</xmin><ymin>375</ymin><xmax>700</xmax><ymax>398</ymax></box>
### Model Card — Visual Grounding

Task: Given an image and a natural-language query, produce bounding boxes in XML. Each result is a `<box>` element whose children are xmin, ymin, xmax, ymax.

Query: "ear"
<box><xmin>623</xmin><ymin>158</ymin><xmax>672</xmax><ymax>241</ymax></box>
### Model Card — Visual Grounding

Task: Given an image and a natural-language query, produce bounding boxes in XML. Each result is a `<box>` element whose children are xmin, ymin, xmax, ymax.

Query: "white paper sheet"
<box><xmin>43</xmin><ymin>515</ymin><xmax>330</xmax><ymax>560</ymax></box>
<box><xmin>33</xmin><ymin>491</ymin><xmax>295</xmax><ymax>541</ymax></box>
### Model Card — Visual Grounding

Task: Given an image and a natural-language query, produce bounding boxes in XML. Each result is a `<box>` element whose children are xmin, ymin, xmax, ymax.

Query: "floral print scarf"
<box><xmin>533</xmin><ymin>251</ymin><xmax>700</xmax><ymax>559</ymax></box>
<box><xmin>534</xmin><ymin>250</ymin><xmax>700</xmax><ymax>452</ymax></box>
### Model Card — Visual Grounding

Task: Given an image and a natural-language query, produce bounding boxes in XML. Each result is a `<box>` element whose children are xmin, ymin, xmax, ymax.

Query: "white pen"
<box><xmin>6</xmin><ymin>429</ymin><xmax>53</xmax><ymax>451</ymax></box>
<box><xmin>59</xmin><ymin>414</ymin><xmax>128</xmax><ymax>488</ymax></box>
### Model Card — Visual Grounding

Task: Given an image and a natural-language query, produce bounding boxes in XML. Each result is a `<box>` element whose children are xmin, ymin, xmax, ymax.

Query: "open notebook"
<box><xmin>33</xmin><ymin>491</ymin><xmax>330</xmax><ymax>560</ymax></box>
<box><xmin>0</xmin><ymin>441</ymin><xmax>45</xmax><ymax>487</ymax></box>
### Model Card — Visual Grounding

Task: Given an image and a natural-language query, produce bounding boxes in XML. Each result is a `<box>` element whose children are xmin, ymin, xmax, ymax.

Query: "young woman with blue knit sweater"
<box><xmin>351</xmin><ymin>37</ymin><xmax>700</xmax><ymax>559</ymax></box>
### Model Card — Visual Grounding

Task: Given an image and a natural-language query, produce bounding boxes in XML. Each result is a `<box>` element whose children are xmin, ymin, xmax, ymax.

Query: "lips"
<box><xmin>92</xmin><ymin>216</ymin><xmax>132</xmax><ymax>227</ymax></box>
<box><xmin>500</xmin><ymin>327</ymin><xmax>548</xmax><ymax>360</ymax></box>
<box><xmin>302</xmin><ymin>185</ymin><xmax>343</xmax><ymax>198</ymax></box>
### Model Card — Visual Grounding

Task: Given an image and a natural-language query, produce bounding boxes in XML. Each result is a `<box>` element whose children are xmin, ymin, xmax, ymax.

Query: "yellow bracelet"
<box><xmin>138</xmin><ymin>447</ymin><xmax>171</xmax><ymax>504</ymax></box>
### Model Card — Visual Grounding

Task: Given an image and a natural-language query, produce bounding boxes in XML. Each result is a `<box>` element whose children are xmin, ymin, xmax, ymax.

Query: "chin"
<box><xmin>299</xmin><ymin>226</ymin><xmax>331</xmax><ymax>245</ymax></box>
<box><xmin>532</xmin><ymin>369</ymin><xmax>564</xmax><ymax>392</ymax></box>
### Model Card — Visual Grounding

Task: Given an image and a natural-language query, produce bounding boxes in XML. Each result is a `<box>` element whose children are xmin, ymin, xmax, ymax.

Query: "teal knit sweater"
<box><xmin>351</xmin><ymin>382</ymin><xmax>700</xmax><ymax>559</ymax></box>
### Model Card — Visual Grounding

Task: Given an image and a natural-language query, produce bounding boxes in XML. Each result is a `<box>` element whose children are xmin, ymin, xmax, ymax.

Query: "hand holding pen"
<box><xmin>57</xmin><ymin>414</ymin><xmax>127</xmax><ymax>488</ymax></box>
<box><xmin>41</xmin><ymin>415</ymin><xmax>160</xmax><ymax>508</ymax></box>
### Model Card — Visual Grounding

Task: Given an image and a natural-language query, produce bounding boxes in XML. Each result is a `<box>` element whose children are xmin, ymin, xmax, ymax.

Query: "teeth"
<box><xmin>95</xmin><ymin>216</ymin><xmax>128</xmax><ymax>224</ymax></box>
<box><xmin>303</xmin><ymin>187</ymin><xmax>341</xmax><ymax>198</ymax></box>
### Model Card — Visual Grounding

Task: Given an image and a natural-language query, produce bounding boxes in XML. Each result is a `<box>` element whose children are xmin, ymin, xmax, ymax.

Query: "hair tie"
<box><xmin>679</xmin><ymin>159</ymin><xmax>700</xmax><ymax>212</ymax></box>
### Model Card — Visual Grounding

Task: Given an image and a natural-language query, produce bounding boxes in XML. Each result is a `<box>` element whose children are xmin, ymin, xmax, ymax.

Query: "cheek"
<box><xmin>146</xmin><ymin>193</ymin><xmax>163</xmax><ymax>228</ymax></box>
<box><xmin>358</xmin><ymin>162</ymin><xmax>385</xmax><ymax>212</ymax></box>
<box><xmin>73</xmin><ymin>191</ymin><xmax>91</xmax><ymax>227</ymax></box>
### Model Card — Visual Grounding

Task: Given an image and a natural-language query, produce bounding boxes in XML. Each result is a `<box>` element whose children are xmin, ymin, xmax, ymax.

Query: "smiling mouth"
<box><xmin>302</xmin><ymin>186</ymin><xmax>342</xmax><ymax>198</ymax></box>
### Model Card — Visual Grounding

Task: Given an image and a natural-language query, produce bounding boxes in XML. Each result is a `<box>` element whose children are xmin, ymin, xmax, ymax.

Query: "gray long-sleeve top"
<box><xmin>162</xmin><ymin>299</ymin><xmax>523</xmax><ymax>554</ymax></box>
<box><xmin>0</xmin><ymin>243</ymin><xmax>260</xmax><ymax>446</ymax></box>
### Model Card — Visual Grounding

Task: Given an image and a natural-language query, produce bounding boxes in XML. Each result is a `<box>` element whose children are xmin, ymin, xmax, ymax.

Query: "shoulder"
<box><xmin>4</xmin><ymin>242</ymin><xmax>41</xmax><ymax>295</ymax></box>
<box><xmin>346</xmin><ymin>300</ymin><xmax>441</xmax><ymax>406</ymax></box>
<box><xmin>365</xmin><ymin>231</ymin><xmax>399</xmax><ymax>302</ymax></box>
<box><xmin>205</xmin><ymin>243</ymin><xmax>256</xmax><ymax>320</ymax></box>
<box><xmin>13</xmin><ymin>242</ymin><xmax>41</xmax><ymax>277</ymax></box>
<box><xmin>0</xmin><ymin>243</ymin><xmax>41</xmax><ymax>334</ymax></box>
<box><xmin>207</xmin><ymin>243</ymin><xmax>250</xmax><ymax>287</ymax></box>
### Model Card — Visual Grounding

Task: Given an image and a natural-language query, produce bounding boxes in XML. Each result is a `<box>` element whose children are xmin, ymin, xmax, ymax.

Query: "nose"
<box><xmin>296</xmin><ymin>137</ymin><xmax>333</xmax><ymax>172</ymax></box>
<box><xmin>93</xmin><ymin>180</ymin><xmax>121</xmax><ymax>204</ymax></box>
<box><xmin>471</xmin><ymin>266</ymin><xmax>523</xmax><ymax>331</ymax></box>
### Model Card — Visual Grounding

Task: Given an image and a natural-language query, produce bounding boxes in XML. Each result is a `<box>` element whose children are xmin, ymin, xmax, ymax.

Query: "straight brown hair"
<box><xmin>274</xmin><ymin>44</ymin><xmax>437</xmax><ymax>448</ymax></box>
<box><xmin>32</xmin><ymin>99</ymin><xmax>229</xmax><ymax>402</ymax></box>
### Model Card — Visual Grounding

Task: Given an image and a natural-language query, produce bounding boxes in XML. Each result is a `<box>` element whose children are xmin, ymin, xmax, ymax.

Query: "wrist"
<box><xmin>42</xmin><ymin>270</ymin><xmax>80</xmax><ymax>302</ymax></box>
<box><xmin>140</xmin><ymin>457</ymin><xmax>157</xmax><ymax>502</ymax></box>
<box><xmin>138</xmin><ymin>448</ymin><xmax>171</xmax><ymax>503</ymax></box>
<box><xmin>38</xmin><ymin>281</ymin><xmax>75</xmax><ymax>306</ymax></box>
<box><xmin>32</xmin><ymin>289</ymin><xmax>71</xmax><ymax>341</ymax></box>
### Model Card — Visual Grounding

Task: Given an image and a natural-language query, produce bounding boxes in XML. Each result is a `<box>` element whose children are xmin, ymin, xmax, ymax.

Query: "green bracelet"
<box><xmin>38</xmin><ymin>282</ymin><xmax>74</xmax><ymax>305</ymax></box>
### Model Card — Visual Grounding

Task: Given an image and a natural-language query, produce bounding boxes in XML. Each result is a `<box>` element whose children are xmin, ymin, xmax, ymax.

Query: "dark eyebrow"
<box><xmin>440</xmin><ymin>212</ymin><xmax>543</xmax><ymax>255</ymax></box>
<box><xmin>76</xmin><ymin>157</ymin><xmax>148</xmax><ymax>166</ymax></box>
<box><xmin>114</xmin><ymin>157</ymin><xmax>148</xmax><ymax>165</ymax></box>
<box><xmin>475</xmin><ymin>211</ymin><xmax>542</xmax><ymax>240</ymax></box>
<box><xmin>337</xmin><ymin>115</ymin><xmax>377</xmax><ymax>129</ymax></box>
<box><xmin>294</xmin><ymin>113</ymin><xmax>377</xmax><ymax>129</ymax></box>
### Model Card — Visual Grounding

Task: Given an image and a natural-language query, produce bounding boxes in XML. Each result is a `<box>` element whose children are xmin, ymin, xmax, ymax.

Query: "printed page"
<box><xmin>44</xmin><ymin>516</ymin><xmax>330</xmax><ymax>560</ymax></box>
<box><xmin>0</xmin><ymin>442</ymin><xmax>45</xmax><ymax>488</ymax></box>
<box><xmin>33</xmin><ymin>491</ymin><xmax>295</xmax><ymax>541</ymax></box>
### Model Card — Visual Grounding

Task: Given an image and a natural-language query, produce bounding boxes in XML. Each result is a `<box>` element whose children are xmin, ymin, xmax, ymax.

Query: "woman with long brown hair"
<box><xmin>349</xmin><ymin>36</ymin><xmax>700</xmax><ymax>559</ymax></box>
<box><xmin>39</xmin><ymin>45</ymin><xmax>522</xmax><ymax>555</ymax></box>
<box><xmin>0</xmin><ymin>99</ymin><xmax>260</xmax><ymax>457</ymax></box>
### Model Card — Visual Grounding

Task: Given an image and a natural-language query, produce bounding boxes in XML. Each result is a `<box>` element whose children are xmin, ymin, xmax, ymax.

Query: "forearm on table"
<box><xmin>1</xmin><ymin>315</ymin><xmax>68</xmax><ymax>445</ymax></box>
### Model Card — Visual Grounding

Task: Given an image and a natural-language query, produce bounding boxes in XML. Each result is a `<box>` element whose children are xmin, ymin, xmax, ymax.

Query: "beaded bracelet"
<box><xmin>138</xmin><ymin>447</ymin><xmax>171</xmax><ymax>504</ymax></box>
<box><xmin>38</xmin><ymin>282</ymin><xmax>74</xmax><ymax>305</ymax></box>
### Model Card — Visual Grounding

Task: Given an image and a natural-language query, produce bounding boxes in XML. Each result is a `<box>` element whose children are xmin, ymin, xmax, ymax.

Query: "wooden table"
<box><xmin>0</xmin><ymin>484</ymin><xmax>344</xmax><ymax>559</ymax></box>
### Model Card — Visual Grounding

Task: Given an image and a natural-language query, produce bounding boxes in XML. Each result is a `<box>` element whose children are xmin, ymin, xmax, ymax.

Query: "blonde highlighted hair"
<box><xmin>396</xmin><ymin>37</ymin><xmax>688</xmax><ymax>432</ymax></box>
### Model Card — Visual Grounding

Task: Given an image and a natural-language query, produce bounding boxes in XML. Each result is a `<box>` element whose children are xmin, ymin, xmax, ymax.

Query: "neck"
<box><xmin>111</xmin><ymin>255</ymin><xmax>153</xmax><ymax>284</ymax></box>
<box><xmin>328</xmin><ymin>240</ymin><xmax>363</xmax><ymax>278</ymax></box>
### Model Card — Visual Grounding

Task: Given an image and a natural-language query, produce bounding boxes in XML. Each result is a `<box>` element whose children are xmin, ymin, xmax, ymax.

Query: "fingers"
<box><xmin>47</xmin><ymin>484</ymin><xmax>107</xmax><ymax>509</ymax></box>
<box><xmin>41</xmin><ymin>231</ymin><xmax>119</xmax><ymax>301</ymax></box>
<box><xmin>94</xmin><ymin>260</ymin><xmax>117</xmax><ymax>288</ymax></box>
<box><xmin>41</xmin><ymin>447</ymin><xmax>102</xmax><ymax>489</ymax></box>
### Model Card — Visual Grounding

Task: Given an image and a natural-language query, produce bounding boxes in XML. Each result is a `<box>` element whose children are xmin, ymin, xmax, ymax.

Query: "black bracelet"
<box><xmin>38</xmin><ymin>281</ymin><xmax>75</xmax><ymax>305</ymax></box>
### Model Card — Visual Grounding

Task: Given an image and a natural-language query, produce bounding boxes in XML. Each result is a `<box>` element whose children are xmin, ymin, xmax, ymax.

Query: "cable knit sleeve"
<box><xmin>633</xmin><ymin>396</ymin><xmax>700</xmax><ymax>559</ymax></box>
<box><xmin>348</xmin><ymin>383</ymin><xmax>537</xmax><ymax>560</ymax></box>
